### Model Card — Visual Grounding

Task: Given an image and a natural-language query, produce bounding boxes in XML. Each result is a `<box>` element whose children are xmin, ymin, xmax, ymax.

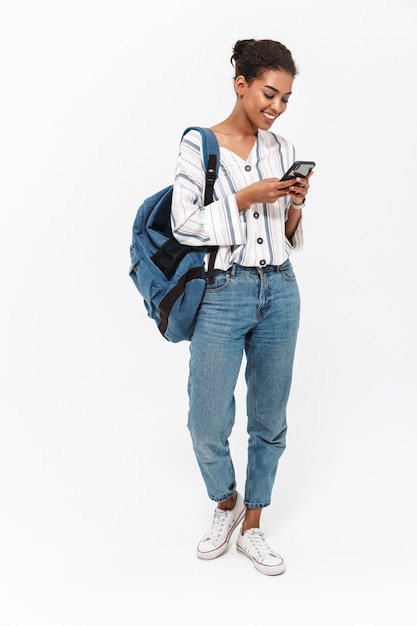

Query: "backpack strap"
<box><xmin>181</xmin><ymin>127</ymin><xmax>220</xmax><ymax>276</ymax></box>
<box><xmin>181</xmin><ymin>126</ymin><xmax>220</xmax><ymax>178</ymax></box>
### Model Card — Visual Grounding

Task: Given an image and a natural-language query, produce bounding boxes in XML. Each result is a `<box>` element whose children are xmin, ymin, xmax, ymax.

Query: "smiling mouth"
<box><xmin>263</xmin><ymin>112</ymin><xmax>277</xmax><ymax>121</ymax></box>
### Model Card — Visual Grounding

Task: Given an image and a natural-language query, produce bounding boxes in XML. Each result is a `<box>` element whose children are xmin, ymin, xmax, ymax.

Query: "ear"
<box><xmin>234</xmin><ymin>75</ymin><xmax>247</xmax><ymax>96</ymax></box>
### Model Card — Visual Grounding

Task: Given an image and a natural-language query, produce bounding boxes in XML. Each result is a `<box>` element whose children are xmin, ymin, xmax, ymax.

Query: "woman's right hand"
<box><xmin>236</xmin><ymin>178</ymin><xmax>294</xmax><ymax>211</ymax></box>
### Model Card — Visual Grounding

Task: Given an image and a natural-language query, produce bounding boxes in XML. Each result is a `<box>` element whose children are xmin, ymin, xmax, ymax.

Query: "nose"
<box><xmin>274</xmin><ymin>98</ymin><xmax>286</xmax><ymax>114</ymax></box>
<box><xmin>269</xmin><ymin>98</ymin><xmax>284</xmax><ymax>117</ymax></box>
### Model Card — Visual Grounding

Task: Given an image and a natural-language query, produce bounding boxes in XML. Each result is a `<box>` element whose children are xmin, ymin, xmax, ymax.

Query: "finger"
<box><xmin>290</xmin><ymin>184</ymin><xmax>307</xmax><ymax>195</ymax></box>
<box><xmin>292</xmin><ymin>178</ymin><xmax>309</xmax><ymax>192</ymax></box>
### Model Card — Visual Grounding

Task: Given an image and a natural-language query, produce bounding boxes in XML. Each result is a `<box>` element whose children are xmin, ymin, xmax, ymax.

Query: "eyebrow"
<box><xmin>264</xmin><ymin>84</ymin><xmax>292</xmax><ymax>95</ymax></box>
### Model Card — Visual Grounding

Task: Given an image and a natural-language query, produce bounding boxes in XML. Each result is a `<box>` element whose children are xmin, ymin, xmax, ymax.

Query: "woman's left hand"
<box><xmin>288</xmin><ymin>170</ymin><xmax>313</xmax><ymax>205</ymax></box>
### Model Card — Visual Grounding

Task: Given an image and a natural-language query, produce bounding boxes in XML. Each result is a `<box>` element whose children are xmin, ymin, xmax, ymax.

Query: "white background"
<box><xmin>1</xmin><ymin>0</ymin><xmax>416</xmax><ymax>624</ymax></box>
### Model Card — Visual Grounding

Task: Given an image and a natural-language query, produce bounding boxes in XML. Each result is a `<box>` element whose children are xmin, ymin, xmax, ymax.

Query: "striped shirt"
<box><xmin>171</xmin><ymin>128</ymin><xmax>304</xmax><ymax>270</ymax></box>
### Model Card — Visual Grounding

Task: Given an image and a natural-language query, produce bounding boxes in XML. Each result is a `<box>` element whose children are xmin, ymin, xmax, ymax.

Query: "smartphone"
<box><xmin>281</xmin><ymin>160</ymin><xmax>315</xmax><ymax>181</ymax></box>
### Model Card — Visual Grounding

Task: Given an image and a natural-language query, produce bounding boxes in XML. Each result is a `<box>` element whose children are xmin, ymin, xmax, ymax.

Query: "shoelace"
<box><xmin>247</xmin><ymin>529</ymin><xmax>276</xmax><ymax>558</ymax></box>
<box><xmin>203</xmin><ymin>508</ymin><xmax>227</xmax><ymax>542</ymax></box>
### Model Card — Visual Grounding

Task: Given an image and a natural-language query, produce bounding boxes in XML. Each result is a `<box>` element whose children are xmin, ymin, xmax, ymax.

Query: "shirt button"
<box><xmin>257</xmin><ymin>237</ymin><xmax>263</xmax><ymax>244</ymax></box>
<box><xmin>260</xmin><ymin>259</ymin><xmax>266</xmax><ymax>266</ymax></box>
<box><xmin>253</xmin><ymin>212</ymin><xmax>259</xmax><ymax>219</ymax></box>
<box><xmin>245</xmin><ymin>165</ymin><xmax>251</xmax><ymax>172</ymax></box>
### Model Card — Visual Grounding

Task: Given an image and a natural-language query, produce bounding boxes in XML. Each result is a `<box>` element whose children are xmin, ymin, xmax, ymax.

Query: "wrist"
<box><xmin>290</xmin><ymin>198</ymin><xmax>305</xmax><ymax>210</ymax></box>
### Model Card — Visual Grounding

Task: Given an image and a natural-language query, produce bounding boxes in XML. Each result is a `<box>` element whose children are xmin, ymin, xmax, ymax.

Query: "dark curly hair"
<box><xmin>230</xmin><ymin>39</ymin><xmax>298</xmax><ymax>83</ymax></box>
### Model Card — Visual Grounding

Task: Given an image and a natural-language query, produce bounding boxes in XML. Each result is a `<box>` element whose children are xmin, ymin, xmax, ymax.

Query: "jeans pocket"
<box><xmin>205</xmin><ymin>270</ymin><xmax>230</xmax><ymax>292</ymax></box>
<box><xmin>279</xmin><ymin>260</ymin><xmax>297</xmax><ymax>282</ymax></box>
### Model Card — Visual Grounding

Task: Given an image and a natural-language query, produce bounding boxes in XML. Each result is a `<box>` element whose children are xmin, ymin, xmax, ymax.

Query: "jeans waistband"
<box><xmin>228</xmin><ymin>260</ymin><xmax>290</xmax><ymax>277</ymax></box>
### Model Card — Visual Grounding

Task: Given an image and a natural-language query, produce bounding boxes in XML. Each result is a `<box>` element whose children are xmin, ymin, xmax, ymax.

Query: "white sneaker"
<box><xmin>197</xmin><ymin>492</ymin><xmax>246</xmax><ymax>560</ymax></box>
<box><xmin>236</xmin><ymin>528</ymin><xmax>286</xmax><ymax>576</ymax></box>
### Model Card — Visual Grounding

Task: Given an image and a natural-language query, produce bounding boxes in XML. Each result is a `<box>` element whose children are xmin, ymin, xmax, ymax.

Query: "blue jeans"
<box><xmin>187</xmin><ymin>260</ymin><xmax>300</xmax><ymax>509</ymax></box>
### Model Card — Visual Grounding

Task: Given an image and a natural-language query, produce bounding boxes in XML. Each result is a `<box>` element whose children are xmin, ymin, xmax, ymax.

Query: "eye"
<box><xmin>264</xmin><ymin>92</ymin><xmax>275</xmax><ymax>100</ymax></box>
<box><xmin>282</xmin><ymin>98</ymin><xmax>289</xmax><ymax>104</ymax></box>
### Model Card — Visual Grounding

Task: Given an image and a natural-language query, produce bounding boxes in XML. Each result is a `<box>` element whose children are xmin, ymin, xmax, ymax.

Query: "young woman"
<box><xmin>171</xmin><ymin>38</ymin><xmax>313</xmax><ymax>576</ymax></box>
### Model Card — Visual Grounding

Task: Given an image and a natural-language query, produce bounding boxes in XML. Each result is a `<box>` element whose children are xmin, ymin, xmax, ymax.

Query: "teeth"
<box><xmin>264</xmin><ymin>113</ymin><xmax>275</xmax><ymax>120</ymax></box>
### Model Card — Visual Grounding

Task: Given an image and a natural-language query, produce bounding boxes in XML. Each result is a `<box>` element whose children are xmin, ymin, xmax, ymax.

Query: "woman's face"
<box><xmin>236</xmin><ymin>69</ymin><xmax>294</xmax><ymax>130</ymax></box>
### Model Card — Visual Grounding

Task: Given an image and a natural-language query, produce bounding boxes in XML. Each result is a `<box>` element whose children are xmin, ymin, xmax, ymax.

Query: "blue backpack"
<box><xmin>129</xmin><ymin>127</ymin><xmax>220</xmax><ymax>343</ymax></box>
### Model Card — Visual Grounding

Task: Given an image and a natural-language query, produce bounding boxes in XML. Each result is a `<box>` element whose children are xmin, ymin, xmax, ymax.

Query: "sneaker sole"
<box><xmin>197</xmin><ymin>505</ymin><xmax>246</xmax><ymax>560</ymax></box>
<box><xmin>236</xmin><ymin>544</ymin><xmax>286</xmax><ymax>576</ymax></box>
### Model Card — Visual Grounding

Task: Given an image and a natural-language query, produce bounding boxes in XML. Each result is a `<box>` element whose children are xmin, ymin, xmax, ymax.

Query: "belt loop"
<box><xmin>230</xmin><ymin>263</ymin><xmax>237</xmax><ymax>278</ymax></box>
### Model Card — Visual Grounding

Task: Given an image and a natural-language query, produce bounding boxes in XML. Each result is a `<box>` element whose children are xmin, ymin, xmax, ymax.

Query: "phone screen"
<box><xmin>281</xmin><ymin>161</ymin><xmax>315</xmax><ymax>181</ymax></box>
